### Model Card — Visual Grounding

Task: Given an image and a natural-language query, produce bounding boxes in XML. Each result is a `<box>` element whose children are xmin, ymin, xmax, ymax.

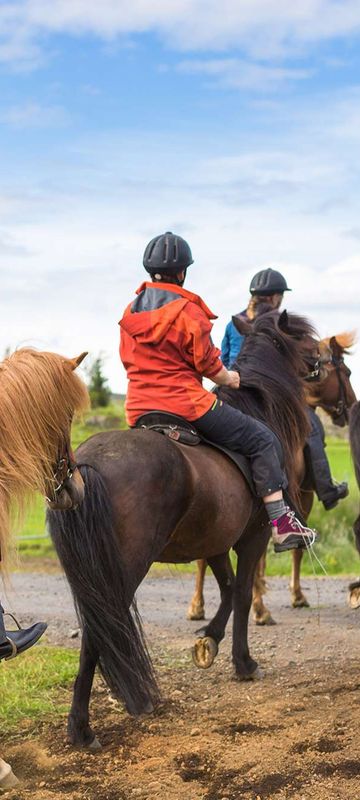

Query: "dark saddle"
<box><xmin>135</xmin><ymin>411</ymin><xmax>255</xmax><ymax>494</ymax></box>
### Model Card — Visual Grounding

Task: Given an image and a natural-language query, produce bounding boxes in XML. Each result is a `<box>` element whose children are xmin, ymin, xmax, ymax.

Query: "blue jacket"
<box><xmin>221</xmin><ymin>311</ymin><xmax>247</xmax><ymax>368</ymax></box>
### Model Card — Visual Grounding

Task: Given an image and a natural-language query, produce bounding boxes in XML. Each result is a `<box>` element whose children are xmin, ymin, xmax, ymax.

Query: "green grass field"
<box><xmin>15</xmin><ymin>405</ymin><xmax>360</xmax><ymax>576</ymax></box>
<box><xmin>0</xmin><ymin>647</ymin><xmax>80</xmax><ymax>735</ymax></box>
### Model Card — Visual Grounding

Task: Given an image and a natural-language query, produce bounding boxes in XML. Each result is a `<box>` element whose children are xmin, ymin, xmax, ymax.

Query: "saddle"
<box><xmin>135</xmin><ymin>411</ymin><xmax>255</xmax><ymax>494</ymax></box>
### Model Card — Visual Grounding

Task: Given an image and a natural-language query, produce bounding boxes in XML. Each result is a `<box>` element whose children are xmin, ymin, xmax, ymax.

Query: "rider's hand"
<box><xmin>212</xmin><ymin>366</ymin><xmax>240</xmax><ymax>389</ymax></box>
<box><xmin>226</xmin><ymin>370</ymin><xmax>240</xmax><ymax>389</ymax></box>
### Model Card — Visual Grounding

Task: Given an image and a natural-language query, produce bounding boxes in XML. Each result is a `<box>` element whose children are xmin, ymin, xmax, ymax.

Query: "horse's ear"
<box><xmin>329</xmin><ymin>336</ymin><xmax>341</xmax><ymax>357</ymax></box>
<box><xmin>69</xmin><ymin>352</ymin><xmax>88</xmax><ymax>370</ymax></box>
<box><xmin>278</xmin><ymin>310</ymin><xmax>289</xmax><ymax>332</ymax></box>
<box><xmin>232</xmin><ymin>315</ymin><xmax>252</xmax><ymax>335</ymax></box>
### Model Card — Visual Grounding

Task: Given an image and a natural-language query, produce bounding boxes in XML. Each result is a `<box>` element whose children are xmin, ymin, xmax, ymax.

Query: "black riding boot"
<box><xmin>0</xmin><ymin>603</ymin><xmax>47</xmax><ymax>661</ymax></box>
<box><xmin>307</xmin><ymin>408</ymin><xmax>348</xmax><ymax>510</ymax></box>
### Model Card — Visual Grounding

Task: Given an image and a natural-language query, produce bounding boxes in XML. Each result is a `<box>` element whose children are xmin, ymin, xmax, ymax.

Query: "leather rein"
<box><xmin>319</xmin><ymin>356</ymin><xmax>351</xmax><ymax>423</ymax></box>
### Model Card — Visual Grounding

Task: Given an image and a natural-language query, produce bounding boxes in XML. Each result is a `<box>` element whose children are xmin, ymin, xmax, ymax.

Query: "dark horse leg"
<box><xmin>68</xmin><ymin>627</ymin><xmax>101</xmax><ymax>750</ymax></box>
<box><xmin>232</xmin><ymin>518</ymin><xmax>270</xmax><ymax>678</ymax></box>
<box><xmin>192</xmin><ymin>552</ymin><xmax>235</xmax><ymax>669</ymax></box>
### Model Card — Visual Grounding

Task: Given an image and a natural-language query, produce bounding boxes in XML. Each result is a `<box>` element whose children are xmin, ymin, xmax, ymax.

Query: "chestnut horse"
<box><xmin>187</xmin><ymin>332</ymin><xmax>356</xmax><ymax>625</ymax></box>
<box><xmin>47</xmin><ymin>309</ymin><xmax>315</xmax><ymax>750</ymax></box>
<box><xmin>0</xmin><ymin>348</ymin><xmax>88</xmax><ymax>791</ymax></box>
<box><xmin>349</xmin><ymin>399</ymin><xmax>360</xmax><ymax>608</ymax></box>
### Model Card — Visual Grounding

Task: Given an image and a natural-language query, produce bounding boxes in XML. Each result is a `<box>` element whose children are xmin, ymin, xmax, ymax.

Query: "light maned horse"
<box><xmin>0</xmin><ymin>348</ymin><xmax>88</xmax><ymax>791</ymax></box>
<box><xmin>187</xmin><ymin>332</ymin><xmax>356</xmax><ymax>625</ymax></box>
<box><xmin>349</xmin><ymin>399</ymin><xmax>360</xmax><ymax>608</ymax></box>
<box><xmin>47</xmin><ymin>309</ymin><xmax>316</xmax><ymax>750</ymax></box>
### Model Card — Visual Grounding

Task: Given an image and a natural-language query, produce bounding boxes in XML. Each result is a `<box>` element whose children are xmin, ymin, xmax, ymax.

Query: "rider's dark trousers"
<box><xmin>194</xmin><ymin>398</ymin><xmax>286</xmax><ymax>497</ymax></box>
<box><xmin>307</xmin><ymin>407</ymin><xmax>334</xmax><ymax>500</ymax></box>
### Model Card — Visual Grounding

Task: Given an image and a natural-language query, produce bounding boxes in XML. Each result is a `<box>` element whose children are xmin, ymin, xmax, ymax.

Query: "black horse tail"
<box><xmin>47</xmin><ymin>464</ymin><xmax>160</xmax><ymax>715</ymax></box>
<box><xmin>349</xmin><ymin>401</ymin><xmax>360</xmax><ymax>553</ymax></box>
<box><xmin>350</xmin><ymin>401</ymin><xmax>360</xmax><ymax>486</ymax></box>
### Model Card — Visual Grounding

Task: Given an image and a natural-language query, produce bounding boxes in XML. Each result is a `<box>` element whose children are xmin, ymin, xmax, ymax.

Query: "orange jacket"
<box><xmin>119</xmin><ymin>282</ymin><xmax>223</xmax><ymax>425</ymax></box>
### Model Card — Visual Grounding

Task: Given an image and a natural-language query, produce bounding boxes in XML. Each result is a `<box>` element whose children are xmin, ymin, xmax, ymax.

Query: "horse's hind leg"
<box><xmin>290</xmin><ymin>548</ymin><xmax>309</xmax><ymax>607</ymax></box>
<box><xmin>68</xmin><ymin>627</ymin><xmax>101</xmax><ymax>751</ymax></box>
<box><xmin>252</xmin><ymin>551</ymin><xmax>276</xmax><ymax>625</ymax></box>
<box><xmin>192</xmin><ymin>552</ymin><xmax>235</xmax><ymax>669</ymax></box>
<box><xmin>187</xmin><ymin>559</ymin><xmax>207</xmax><ymax>620</ymax></box>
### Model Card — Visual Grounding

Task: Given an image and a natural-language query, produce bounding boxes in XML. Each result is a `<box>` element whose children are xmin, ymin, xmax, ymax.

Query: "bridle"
<box><xmin>319</xmin><ymin>355</ymin><xmax>351</xmax><ymax>423</ymax></box>
<box><xmin>303</xmin><ymin>353</ymin><xmax>321</xmax><ymax>382</ymax></box>
<box><xmin>45</xmin><ymin>440</ymin><xmax>78</xmax><ymax>504</ymax></box>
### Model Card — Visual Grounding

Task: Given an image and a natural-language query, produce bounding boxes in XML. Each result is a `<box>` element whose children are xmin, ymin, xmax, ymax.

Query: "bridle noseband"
<box><xmin>46</xmin><ymin>442</ymin><xmax>77</xmax><ymax>504</ymax></box>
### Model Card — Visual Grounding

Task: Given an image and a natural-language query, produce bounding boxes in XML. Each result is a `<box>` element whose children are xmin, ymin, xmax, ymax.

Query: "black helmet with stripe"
<box><xmin>143</xmin><ymin>232</ymin><xmax>194</xmax><ymax>275</ymax></box>
<box><xmin>249</xmin><ymin>268</ymin><xmax>291</xmax><ymax>296</ymax></box>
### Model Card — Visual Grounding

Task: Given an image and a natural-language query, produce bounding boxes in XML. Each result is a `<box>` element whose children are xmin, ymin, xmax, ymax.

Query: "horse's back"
<box><xmin>76</xmin><ymin>429</ymin><xmax>252</xmax><ymax>564</ymax></box>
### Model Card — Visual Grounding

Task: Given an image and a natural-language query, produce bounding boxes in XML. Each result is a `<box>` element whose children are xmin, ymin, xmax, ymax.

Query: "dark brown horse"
<box><xmin>47</xmin><ymin>309</ymin><xmax>315</xmax><ymax>750</ymax></box>
<box><xmin>349</xmin><ymin>399</ymin><xmax>360</xmax><ymax>608</ymax></box>
<box><xmin>187</xmin><ymin>332</ymin><xmax>356</xmax><ymax>624</ymax></box>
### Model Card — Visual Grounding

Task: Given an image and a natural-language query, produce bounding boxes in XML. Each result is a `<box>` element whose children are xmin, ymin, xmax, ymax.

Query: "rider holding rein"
<box><xmin>119</xmin><ymin>232</ymin><xmax>317</xmax><ymax>553</ymax></box>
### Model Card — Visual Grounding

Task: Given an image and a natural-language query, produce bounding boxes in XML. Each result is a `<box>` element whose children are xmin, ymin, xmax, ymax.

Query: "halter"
<box><xmin>320</xmin><ymin>355</ymin><xmax>351</xmax><ymax>423</ymax></box>
<box><xmin>45</xmin><ymin>440</ymin><xmax>77</xmax><ymax>503</ymax></box>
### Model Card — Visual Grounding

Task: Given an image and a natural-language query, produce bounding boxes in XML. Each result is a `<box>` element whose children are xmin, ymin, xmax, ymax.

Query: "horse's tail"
<box><xmin>349</xmin><ymin>401</ymin><xmax>360</xmax><ymax>553</ymax></box>
<box><xmin>47</xmin><ymin>464</ymin><xmax>159</xmax><ymax>715</ymax></box>
<box><xmin>350</xmin><ymin>401</ymin><xmax>360</xmax><ymax>485</ymax></box>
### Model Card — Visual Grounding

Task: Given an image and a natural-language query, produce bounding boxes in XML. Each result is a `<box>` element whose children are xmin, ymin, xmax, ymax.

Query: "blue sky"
<box><xmin>1</xmin><ymin>1</ymin><xmax>360</xmax><ymax>395</ymax></box>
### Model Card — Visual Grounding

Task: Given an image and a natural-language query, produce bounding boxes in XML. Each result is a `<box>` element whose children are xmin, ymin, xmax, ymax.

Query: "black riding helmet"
<box><xmin>249</xmin><ymin>268</ymin><xmax>291</xmax><ymax>296</ymax></box>
<box><xmin>143</xmin><ymin>231</ymin><xmax>194</xmax><ymax>275</ymax></box>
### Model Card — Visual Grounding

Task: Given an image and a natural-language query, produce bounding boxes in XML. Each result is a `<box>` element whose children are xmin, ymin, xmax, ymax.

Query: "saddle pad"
<box><xmin>135</xmin><ymin>411</ymin><xmax>255</xmax><ymax>494</ymax></box>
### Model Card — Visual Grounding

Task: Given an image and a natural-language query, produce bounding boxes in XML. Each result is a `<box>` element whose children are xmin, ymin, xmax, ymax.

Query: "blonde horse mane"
<box><xmin>322</xmin><ymin>331</ymin><xmax>357</xmax><ymax>352</ymax></box>
<box><xmin>306</xmin><ymin>331</ymin><xmax>356</xmax><ymax>406</ymax></box>
<box><xmin>0</xmin><ymin>348</ymin><xmax>89</xmax><ymax>569</ymax></box>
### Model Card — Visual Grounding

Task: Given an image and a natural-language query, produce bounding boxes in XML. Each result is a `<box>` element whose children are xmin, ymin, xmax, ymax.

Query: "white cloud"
<box><xmin>1</xmin><ymin>1</ymin><xmax>360</xmax><ymax>67</ymax></box>
<box><xmin>176</xmin><ymin>58</ymin><xmax>311</xmax><ymax>91</ymax></box>
<box><xmin>0</xmin><ymin>102</ymin><xmax>70</xmax><ymax>128</ymax></box>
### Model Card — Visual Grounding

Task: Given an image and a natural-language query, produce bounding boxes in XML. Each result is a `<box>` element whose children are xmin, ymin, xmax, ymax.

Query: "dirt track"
<box><xmin>1</xmin><ymin>571</ymin><xmax>360</xmax><ymax>799</ymax></box>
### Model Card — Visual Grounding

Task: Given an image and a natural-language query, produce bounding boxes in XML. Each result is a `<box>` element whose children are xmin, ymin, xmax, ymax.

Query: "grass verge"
<box><xmin>0</xmin><ymin>646</ymin><xmax>79</xmax><ymax>735</ymax></box>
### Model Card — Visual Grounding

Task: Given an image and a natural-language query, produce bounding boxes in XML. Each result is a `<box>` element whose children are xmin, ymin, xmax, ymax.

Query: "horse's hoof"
<box><xmin>141</xmin><ymin>700</ymin><xmax>154</xmax><ymax>715</ymax></box>
<box><xmin>0</xmin><ymin>768</ymin><xmax>20</xmax><ymax>790</ymax></box>
<box><xmin>87</xmin><ymin>736</ymin><xmax>102</xmax><ymax>753</ymax></box>
<box><xmin>192</xmin><ymin>636</ymin><xmax>218</xmax><ymax>669</ymax></box>
<box><xmin>254</xmin><ymin>613</ymin><xmax>277</xmax><ymax>626</ymax></box>
<box><xmin>233</xmin><ymin>666</ymin><xmax>265</xmax><ymax>682</ymax></box>
<box><xmin>348</xmin><ymin>588</ymin><xmax>360</xmax><ymax>609</ymax></box>
<box><xmin>292</xmin><ymin>595</ymin><xmax>310</xmax><ymax>608</ymax></box>
<box><xmin>187</xmin><ymin>606</ymin><xmax>205</xmax><ymax>621</ymax></box>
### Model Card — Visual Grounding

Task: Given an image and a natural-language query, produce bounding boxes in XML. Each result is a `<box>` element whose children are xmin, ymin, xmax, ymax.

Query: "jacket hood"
<box><xmin>119</xmin><ymin>282</ymin><xmax>217</xmax><ymax>345</ymax></box>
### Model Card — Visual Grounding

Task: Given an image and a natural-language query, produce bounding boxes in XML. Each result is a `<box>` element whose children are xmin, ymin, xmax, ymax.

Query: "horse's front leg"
<box><xmin>68</xmin><ymin>627</ymin><xmax>101</xmax><ymax>751</ymax></box>
<box><xmin>233</xmin><ymin>523</ymin><xmax>270</xmax><ymax>679</ymax></box>
<box><xmin>290</xmin><ymin>548</ymin><xmax>309</xmax><ymax>608</ymax></box>
<box><xmin>187</xmin><ymin>559</ymin><xmax>207</xmax><ymax>620</ymax></box>
<box><xmin>192</xmin><ymin>552</ymin><xmax>235</xmax><ymax>668</ymax></box>
<box><xmin>252</xmin><ymin>551</ymin><xmax>276</xmax><ymax>625</ymax></box>
<box><xmin>0</xmin><ymin>758</ymin><xmax>19</xmax><ymax>790</ymax></box>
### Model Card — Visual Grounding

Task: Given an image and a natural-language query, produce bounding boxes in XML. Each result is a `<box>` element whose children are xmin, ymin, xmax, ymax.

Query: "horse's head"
<box><xmin>315</xmin><ymin>333</ymin><xmax>357</xmax><ymax>427</ymax></box>
<box><xmin>45</xmin><ymin>352</ymin><xmax>88</xmax><ymax>510</ymax></box>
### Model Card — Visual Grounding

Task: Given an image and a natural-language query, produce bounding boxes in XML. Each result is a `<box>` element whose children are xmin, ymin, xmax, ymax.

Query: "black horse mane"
<box><xmin>219</xmin><ymin>309</ymin><xmax>318</xmax><ymax>501</ymax></box>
